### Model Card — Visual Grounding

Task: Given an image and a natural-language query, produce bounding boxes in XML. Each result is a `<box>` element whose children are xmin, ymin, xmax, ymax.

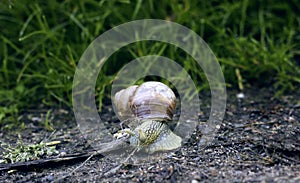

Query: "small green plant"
<box><xmin>0</xmin><ymin>105</ymin><xmax>18</xmax><ymax>122</ymax></box>
<box><xmin>0</xmin><ymin>140</ymin><xmax>60</xmax><ymax>164</ymax></box>
<box><xmin>43</xmin><ymin>110</ymin><xmax>54</xmax><ymax>131</ymax></box>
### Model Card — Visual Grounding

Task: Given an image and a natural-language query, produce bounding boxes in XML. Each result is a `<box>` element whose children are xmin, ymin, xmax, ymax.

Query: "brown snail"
<box><xmin>113</xmin><ymin>81</ymin><xmax>182</xmax><ymax>153</ymax></box>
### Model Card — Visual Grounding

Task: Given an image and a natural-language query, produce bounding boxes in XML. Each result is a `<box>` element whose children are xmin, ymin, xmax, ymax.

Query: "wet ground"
<box><xmin>0</xmin><ymin>88</ymin><xmax>299</xmax><ymax>182</ymax></box>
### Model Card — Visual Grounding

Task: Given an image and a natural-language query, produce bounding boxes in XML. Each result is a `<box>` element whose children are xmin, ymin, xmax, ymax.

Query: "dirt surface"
<box><xmin>0</xmin><ymin>88</ymin><xmax>299</xmax><ymax>182</ymax></box>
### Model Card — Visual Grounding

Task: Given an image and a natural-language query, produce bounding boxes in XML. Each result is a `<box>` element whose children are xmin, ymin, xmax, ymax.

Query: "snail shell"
<box><xmin>113</xmin><ymin>81</ymin><xmax>182</xmax><ymax>153</ymax></box>
<box><xmin>114</xmin><ymin>81</ymin><xmax>176</xmax><ymax>121</ymax></box>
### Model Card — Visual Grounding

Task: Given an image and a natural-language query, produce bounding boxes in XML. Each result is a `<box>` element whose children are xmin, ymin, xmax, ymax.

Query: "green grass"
<box><xmin>0</xmin><ymin>0</ymin><xmax>299</xmax><ymax>128</ymax></box>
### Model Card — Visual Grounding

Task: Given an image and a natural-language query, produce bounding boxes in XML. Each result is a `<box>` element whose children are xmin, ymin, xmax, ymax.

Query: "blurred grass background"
<box><xmin>0</xmin><ymin>0</ymin><xmax>299</xmax><ymax>128</ymax></box>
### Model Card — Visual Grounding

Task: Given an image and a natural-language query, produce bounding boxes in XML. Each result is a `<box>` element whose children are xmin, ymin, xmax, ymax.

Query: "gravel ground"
<box><xmin>0</xmin><ymin>88</ymin><xmax>299</xmax><ymax>182</ymax></box>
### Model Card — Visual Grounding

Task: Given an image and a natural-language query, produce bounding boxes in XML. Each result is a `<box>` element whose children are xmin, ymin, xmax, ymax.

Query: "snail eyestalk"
<box><xmin>113</xmin><ymin>128</ymin><xmax>135</xmax><ymax>140</ymax></box>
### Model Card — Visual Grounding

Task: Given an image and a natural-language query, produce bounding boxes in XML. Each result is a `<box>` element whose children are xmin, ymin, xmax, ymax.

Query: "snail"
<box><xmin>113</xmin><ymin>81</ymin><xmax>182</xmax><ymax>153</ymax></box>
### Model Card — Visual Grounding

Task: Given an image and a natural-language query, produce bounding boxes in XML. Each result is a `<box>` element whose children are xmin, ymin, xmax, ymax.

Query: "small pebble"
<box><xmin>191</xmin><ymin>179</ymin><xmax>199</xmax><ymax>183</ymax></box>
<box><xmin>236</xmin><ymin>93</ymin><xmax>245</xmax><ymax>99</ymax></box>
<box><xmin>42</xmin><ymin>174</ymin><xmax>54</xmax><ymax>182</ymax></box>
<box><xmin>31</xmin><ymin>117</ymin><xmax>42</xmax><ymax>122</ymax></box>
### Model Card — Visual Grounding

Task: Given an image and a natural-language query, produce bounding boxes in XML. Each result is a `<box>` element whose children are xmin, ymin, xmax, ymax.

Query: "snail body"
<box><xmin>113</xmin><ymin>81</ymin><xmax>182</xmax><ymax>153</ymax></box>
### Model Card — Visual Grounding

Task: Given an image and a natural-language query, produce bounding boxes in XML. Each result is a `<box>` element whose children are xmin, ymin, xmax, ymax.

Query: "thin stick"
<box><xmin>0</xmin><ymin>139</ymin><xmax>126</xmax><ymax>172</ymax></box>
